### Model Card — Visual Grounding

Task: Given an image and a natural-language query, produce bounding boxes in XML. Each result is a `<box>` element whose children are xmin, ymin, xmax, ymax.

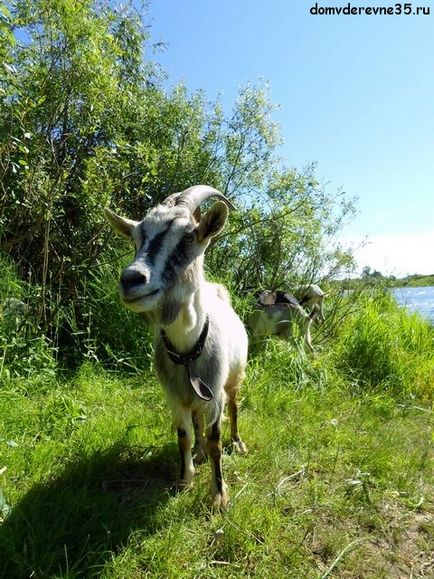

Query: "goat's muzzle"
<box><xmin>119</xmin><ymin>267</ymin><xmax>161</xmax><ymax>312</ymax></box>
<box><xmin>120</xmin><ymin>269</ymin><xmax>148</xmax><ymax>292</ymax></box>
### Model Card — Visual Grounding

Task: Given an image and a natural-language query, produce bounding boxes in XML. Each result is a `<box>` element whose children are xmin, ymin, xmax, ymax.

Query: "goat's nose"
<box><xmin>120</xmin><ymin>270</ymin><xmax>147</xmax><ymax>292</ymax></box>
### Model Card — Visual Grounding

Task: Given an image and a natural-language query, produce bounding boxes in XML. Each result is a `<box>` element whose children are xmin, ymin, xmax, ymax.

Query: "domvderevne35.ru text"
<box><xmin>310</xmin><ymin>3</ymin><xmax>430</xmax><ymax>15</ymax></box>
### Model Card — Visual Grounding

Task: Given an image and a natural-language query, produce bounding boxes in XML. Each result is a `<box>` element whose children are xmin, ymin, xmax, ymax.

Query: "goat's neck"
<box><xmin>162</xmin><ymin>287</ymin><xmax>207</xmax><ymax>353</ymax></box>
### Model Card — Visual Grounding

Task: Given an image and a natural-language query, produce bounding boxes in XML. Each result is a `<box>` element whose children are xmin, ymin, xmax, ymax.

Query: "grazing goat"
<box><xmin>248</xmin><ymin>302</ymin><xmax>317</xmax><ymax>351</ymax></box>
<box><xmin>105</xmin><ymin>185</ymin><xmax>248</xmax><ymax>508</ymax></box>
<box><xmin>294</xmin><ymin>283</ymin><xmax>327</xmax><ymax>322</ymax></box>
<box><xmin>256</xmin><ymin>289</ymin><xmax>299</xmax><ymax>308</ymax></box>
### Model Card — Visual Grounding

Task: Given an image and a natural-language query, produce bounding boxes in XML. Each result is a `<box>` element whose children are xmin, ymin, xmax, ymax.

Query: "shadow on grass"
<box><xmin>0</xmin><ymin>443</ymin><xmax>178</xmax><ymax>578</ymax></box>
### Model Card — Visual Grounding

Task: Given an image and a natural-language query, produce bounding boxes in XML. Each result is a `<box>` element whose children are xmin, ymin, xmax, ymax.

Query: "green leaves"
<box><xmin>0</xmin><ymin>0</ymin><xmax>356</xmax><ymax>366</ymax></box>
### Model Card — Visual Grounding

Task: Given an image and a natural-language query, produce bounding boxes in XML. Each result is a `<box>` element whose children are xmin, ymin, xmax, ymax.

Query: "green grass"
<box><xmin>1</xmin><ymin>344</ymin><xmax>433</xmax><ymax>578</ymax></box>
<box><xmin>335</xmin><ymin>291</ymin><xmax>434</xmax><ymax>400</ymax></box>
<box><xmin>1</xmin><ymin>288</ymin><xmax>433</xmax><ymax>577</ymax></box>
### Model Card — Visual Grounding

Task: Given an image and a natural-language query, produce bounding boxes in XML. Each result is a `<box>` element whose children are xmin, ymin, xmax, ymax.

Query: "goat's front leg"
<box><xmin>305</xmin><ymin>322</ymin><xmax>314</xmax><ymax>352</ymax></box>
<box><xmin>227</xmin><ymin>396</ymin><xmax>248</xmax><ymax>454</ymax></box>
<box><xmin>206</xmin><ymin>420</ymin><xmax>228</xmax><ymax>508</ymax></box>
<box><xmin>176</xmin><ymin>408</ymin><xmax>195</xmax><ymax>486</ymax></box>
<box><xmin>192</xmin><ymin>410</ymin><xmax>207</xmax><ymax>464</ymax></box>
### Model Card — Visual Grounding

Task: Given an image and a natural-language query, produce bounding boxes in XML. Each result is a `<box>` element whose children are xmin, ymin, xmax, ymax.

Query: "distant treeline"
<box><xmin>353</xmin><ymin>269</ymin><xmax>434</xmax><ymax>288</ymax></box>
<box><xmin>397</xmin><ymin>274</ymin><xmax>434</xmax><ymax>287</ymax></box>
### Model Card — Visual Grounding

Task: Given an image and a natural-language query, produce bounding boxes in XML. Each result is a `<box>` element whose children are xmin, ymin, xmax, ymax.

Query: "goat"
<box><xmin>105</xmin><ymin>185</ymin><xmax>248</xmax><ymax>508</ymax></box>
<box><xmin>294</xmin><ymin>283</ymin><xmax>328</xmax><ymax>322</ymax></box>
<box><xmin>256</xmin><ymin>289</ymin><xmax>299</xmax><ymax>308</ymax></box>
<box><xmin>248</xmin><ymin>302</ymin><xmax>317</xmax><ymax>351</ymax></box>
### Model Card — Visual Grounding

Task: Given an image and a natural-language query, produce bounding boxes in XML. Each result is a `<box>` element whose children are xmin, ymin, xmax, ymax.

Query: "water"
<box><xmin>392</xmin><ymin>286</ymin><xmax>434</xmax><ymax>325</ymax></box>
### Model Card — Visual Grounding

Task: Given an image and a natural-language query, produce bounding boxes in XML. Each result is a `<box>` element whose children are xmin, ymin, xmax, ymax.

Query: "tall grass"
<box><xmin>335</xmin><ymin>289</ymin><xmax>433</xmax><ymax>400</ymax></box>
<box><xmin>0</xmin><ymin>254</ymin><xmax>56</xmax><ymax>381</ymax></box>
<box><xmin>2</xmin><ymin>251</ymin><xmax>432</xmax><ymax>401</ymax></box>
<box><xmin>62</xmin><ymin>257</ymin><xmax>154</xmax><ymax>372</ymax></box>
<box><xmin>0</xmin><ymin>249</ymin><xmax>154</xmax><ymax>376</ymax></box>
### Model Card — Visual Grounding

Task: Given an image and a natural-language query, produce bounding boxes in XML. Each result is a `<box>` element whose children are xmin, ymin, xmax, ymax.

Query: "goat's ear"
<box><xmin>193</xmin><ymin>206</ymin><xmax>201</xmax><ymax>223</ymax></box>
<box><xmin>104</xmin><ymin>208</ymin><xmax>138</xmax><ymax>238</ymax></box>
<box><xmin>197</xmin><ymin>201</ymin><xmax>228</xmax><ymax>242</ymax></box>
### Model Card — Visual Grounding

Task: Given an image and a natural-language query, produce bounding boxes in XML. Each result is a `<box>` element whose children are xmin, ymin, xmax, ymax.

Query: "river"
<box><xmin>392</xmin><ymin>286</ymin><xmax>434</xmax><ymax>325</ymax></box>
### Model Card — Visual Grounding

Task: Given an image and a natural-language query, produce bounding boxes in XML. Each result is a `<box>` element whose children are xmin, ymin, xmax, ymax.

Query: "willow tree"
<box><xmin>0</xmin><ymin>0</ymin><xmax>355</xmax><ymax>361</ymax></box>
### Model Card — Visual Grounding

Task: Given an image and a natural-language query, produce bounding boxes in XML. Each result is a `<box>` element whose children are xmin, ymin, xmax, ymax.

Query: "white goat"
<box><xmin>105</xmin><ymin>185</ymin><xmax>248</xmax><ymax>508</ymax></box>
<box><xmin>248</xmin><ymin>302</ymin><xmax>317</xmax><ymax>351</ymax></box>
<box><xmin>294</xmin><ymin>283</ymin><xmax>327</xmax><ymax>322</ymax></box>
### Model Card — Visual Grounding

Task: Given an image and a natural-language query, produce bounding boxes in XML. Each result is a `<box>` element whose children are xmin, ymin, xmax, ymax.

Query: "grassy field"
<box><xmin>1</xmin><ymin>295</ymin><xmax>433</xmax><ymax>578</ymax></box>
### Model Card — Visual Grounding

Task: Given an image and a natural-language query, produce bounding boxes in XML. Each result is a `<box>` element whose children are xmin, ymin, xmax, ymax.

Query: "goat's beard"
<box><xmin>134</xmin><ymin>281</ymin><xmax>197</xmax><ymax>328</ymax></box>
<box><xmin>159</xmin><ymin>298</ymin><xmax>182</xmax><ymax>326</ymax></box>
<box><xmin>135</xmin><ymin>295</ymin><xmax>181</xmax><ymax>327</ymax></box>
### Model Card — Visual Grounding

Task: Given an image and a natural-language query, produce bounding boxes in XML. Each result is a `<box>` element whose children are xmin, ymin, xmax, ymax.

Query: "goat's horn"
<box><xmin>161</xmin><ymin>192</ymin><xmax>182</xmax><ymax>207</ymax></box>
<box><xmin>174</xmin><ymin>185</ymin><xmax>236</xmax><ymax>212</ymax></box>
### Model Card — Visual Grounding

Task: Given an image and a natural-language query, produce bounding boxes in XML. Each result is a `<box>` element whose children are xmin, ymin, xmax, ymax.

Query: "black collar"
<box><xmin>161</xmin><ymin>316</ymin><xmax>209</xmax><ymax>366</ymax></box>
<box><xmin>161</xmin><ymin>316</ymin><xmax>213</xmax><ymax>401</ymax></box>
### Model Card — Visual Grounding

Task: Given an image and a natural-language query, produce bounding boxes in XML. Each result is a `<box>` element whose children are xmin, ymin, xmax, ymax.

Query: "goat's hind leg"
<box><xmin>226</xmin><ymin>371</ymin><xmax>248</xmax><ymax>454</ymax></box>
<box><xmin>206</xmin><ymin>419</ymin><xmax>228</xmax><ymax>508</ymax></box>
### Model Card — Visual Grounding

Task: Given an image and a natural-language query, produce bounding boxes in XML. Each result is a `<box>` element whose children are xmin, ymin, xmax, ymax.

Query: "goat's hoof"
<box><xmin>212</xmin><ymin>489</ymin><xmax>229</xmax><ymax>509</ymax></box>
<box><xmin>174</xmin><ymin>478</ymin><xmax>193</xmax><ymax>491</ymax></box>
<box><xmin>192</xmin><ymin>444</ymin><xmax>208</xmax><ymax>464</ymax></box>
<box><xmin>232</xmin><ymin>439</ymin><xmax>248</xmax><ymax>455</ymax></box>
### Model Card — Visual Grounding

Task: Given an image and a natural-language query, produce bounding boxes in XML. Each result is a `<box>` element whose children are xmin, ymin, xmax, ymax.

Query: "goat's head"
<box><xmin>105</xmin><ymin>185</ymin><xmax>234</xmax><ymax>324</ymax></box>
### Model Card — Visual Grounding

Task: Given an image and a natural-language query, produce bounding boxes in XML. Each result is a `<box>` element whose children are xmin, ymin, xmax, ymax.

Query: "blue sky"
<box><xmin>147</xmin><ymin>0</ymin><xmax>434</xmax><ymax>276</ymax></box>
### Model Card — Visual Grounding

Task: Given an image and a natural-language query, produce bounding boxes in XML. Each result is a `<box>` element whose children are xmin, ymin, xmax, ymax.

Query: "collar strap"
<box><xmin>161</xmin><ymin>317</ymin><xmax>213</xmax><ymax>401</ymax></box>
<box><xmin>161</xmin><ymin>316</ymin><xmax>209</xmax><ymax>365</ymax></box>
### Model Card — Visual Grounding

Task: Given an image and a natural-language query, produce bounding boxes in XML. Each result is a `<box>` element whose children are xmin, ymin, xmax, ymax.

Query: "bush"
<box><xmin>1</xmin><ymin>0</ymin><xmax>356</xmax><ymax>364</ymax></box>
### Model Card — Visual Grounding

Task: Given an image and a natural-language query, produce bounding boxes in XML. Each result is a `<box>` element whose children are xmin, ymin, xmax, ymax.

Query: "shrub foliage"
<box><xmin>5</xmin><ymin>0</ymin><xmax>429</xmax><ymax>393</ymax></box>
<box><xmin>0</xmin><ymin>0</ymin><xmax>358</xmax><ymax>364</ymax></box>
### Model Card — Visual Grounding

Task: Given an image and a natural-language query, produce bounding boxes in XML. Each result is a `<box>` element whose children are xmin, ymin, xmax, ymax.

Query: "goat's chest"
<box><xmin>153</xmin><ymin>338</ymin><xmax>223</xmax><ymax>404</ymax></box>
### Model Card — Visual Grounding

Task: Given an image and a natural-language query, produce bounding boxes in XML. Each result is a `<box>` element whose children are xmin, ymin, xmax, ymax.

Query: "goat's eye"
<box><xmin>184</xmin><ymin>232</ymin><xmax>196</xmax><ymax>243</ymax></box>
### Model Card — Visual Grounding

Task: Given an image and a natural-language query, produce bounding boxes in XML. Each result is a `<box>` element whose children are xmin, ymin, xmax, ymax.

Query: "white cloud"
<box><xmin>340</xmin><ymin>232</ymin><xmax>434</xmax><ymax>277</ymax></box>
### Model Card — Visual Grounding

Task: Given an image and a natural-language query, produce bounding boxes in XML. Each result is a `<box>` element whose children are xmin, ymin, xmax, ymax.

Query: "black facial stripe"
<box><xmin>161</xmin><ymin>236</ymin><xmax>190</xmax><ymax>288</ymax></box>
<box><xmin>143</xmin><ymin>219</ymin><xmax>176</xmax><ymax>265</ymax></box>
<box><xmin>161</xmin><ymin>256</ymin><xmax>177</xmax><ymax>289</ymax></box>
<box><xmin>146</xmin><ymin>229</ymin><xmax>168</xmax><ymax>264</ymax></box>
